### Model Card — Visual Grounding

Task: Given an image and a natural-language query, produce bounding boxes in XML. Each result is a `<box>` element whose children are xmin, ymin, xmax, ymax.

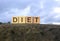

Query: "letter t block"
<box><xmin>33</xmin><ymin>17</ymin><xmax>40</xmax><ymax>24</ymax></box>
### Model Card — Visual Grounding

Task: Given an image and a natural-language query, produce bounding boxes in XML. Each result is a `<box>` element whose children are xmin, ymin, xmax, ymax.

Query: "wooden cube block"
<box><xmin>19</xmin><ymin>16</ymin><xmax>26</xmax><ymax>23</ymax></box>
<box><xmin>12</xmin><ymin>17</ymin><xmax>19</xmax><ymax>24</ymax></box>
<box><xmin>26</xmin><ymin>17</ymin><xmax>33</xmax><ymax>24</ymax></box>
<box><xmin>33</xmin><ymin>17</ymin><xmax>40</xmax><ymax>24</ymax></box>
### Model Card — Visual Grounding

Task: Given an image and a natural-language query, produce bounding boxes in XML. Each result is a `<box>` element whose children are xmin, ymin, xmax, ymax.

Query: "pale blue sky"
<box><xmin>0</xmin><ymin>0</ymin><xmax>60</xmax><ymax>24</ymax></box>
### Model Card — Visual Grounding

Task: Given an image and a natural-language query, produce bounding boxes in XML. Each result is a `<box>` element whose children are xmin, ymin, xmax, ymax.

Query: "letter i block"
<box><xmin>33</xmin><ymin>17</ymin><xmax>40</xmax><ymax>24</ymax></box>
<box><xmin>26</xmin><ymin>17</ymin><xmax>33</xmax><ymax>24</ymax></box>
<box><xmin>12</xmin><ymin>17</ymin><xmax>19</xmax><ymax>24</ymax></box>
<box><xmin>19</xmin><ymin>17</ymin><xmax>26</xmax><ymax>23</ymax></box>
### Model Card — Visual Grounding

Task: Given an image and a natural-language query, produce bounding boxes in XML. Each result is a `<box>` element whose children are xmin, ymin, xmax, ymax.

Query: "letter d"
<box><xmin>13</xmin><ymin>17</ymin><xmax>17</xmax><ymax>22</ymax></box>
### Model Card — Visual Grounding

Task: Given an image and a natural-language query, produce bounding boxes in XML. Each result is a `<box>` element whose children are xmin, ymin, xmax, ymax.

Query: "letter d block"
<box><xmin>33</xmin><ymin>17</ymin><xmax>40</xmax><ymax>24</ymax></box>
<box><xmin>12</xmin><ymin>17</ymin><xmax>19</xmax><ymax>24</ymax></box>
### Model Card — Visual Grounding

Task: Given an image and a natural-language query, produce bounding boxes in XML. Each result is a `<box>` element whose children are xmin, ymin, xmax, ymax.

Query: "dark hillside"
<box><xmin>0</xmin><ymin>24</ymin><xmax>60</xmax><ymax>41</ymax></box>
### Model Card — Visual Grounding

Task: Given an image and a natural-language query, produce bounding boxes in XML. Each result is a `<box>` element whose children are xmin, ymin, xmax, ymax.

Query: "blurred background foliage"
<box><xmin>0</xmin><ymin>24</ymin><xmax>60</xmax><ymax>41</ymax></box>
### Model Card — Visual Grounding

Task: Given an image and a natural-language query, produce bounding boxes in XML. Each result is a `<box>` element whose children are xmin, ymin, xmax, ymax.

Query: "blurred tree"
<box><xmin>8</xmin><ymin>22</ymin><xmax>10</xmax><ymax>24</ymax></box>
<box><xmin>0</xmin><ymin>22</ymin><xmax>2</xmax><ymax>24</ymax></box>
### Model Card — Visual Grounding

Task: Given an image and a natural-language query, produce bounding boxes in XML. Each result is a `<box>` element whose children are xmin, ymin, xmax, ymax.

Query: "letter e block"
<box><xmin>26</xmin><ymin>17</ymin><xmax>33</xmax><ymax>24</ymax></box>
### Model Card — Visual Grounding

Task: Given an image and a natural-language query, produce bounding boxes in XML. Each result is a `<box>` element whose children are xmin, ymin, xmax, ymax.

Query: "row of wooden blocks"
<box><xmin>12</xmin><ymin>16</ymin><xmax>40</xmax><ymax>24</ymax></box>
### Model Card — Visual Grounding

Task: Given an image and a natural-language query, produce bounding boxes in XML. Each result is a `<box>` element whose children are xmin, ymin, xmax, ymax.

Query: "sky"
<box><xmin>0</xmin><ymin>0</ymin><xmax>60</xmax><ymax>24</ymax></box>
